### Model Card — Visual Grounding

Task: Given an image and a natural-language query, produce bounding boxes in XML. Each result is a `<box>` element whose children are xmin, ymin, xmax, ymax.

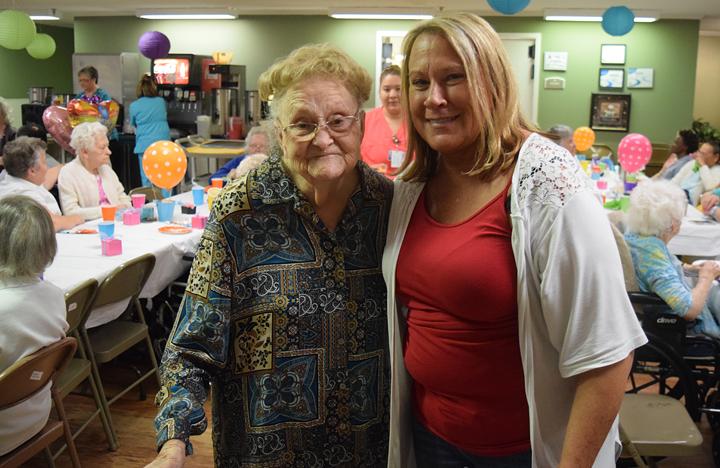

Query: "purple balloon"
<box><xmin>138</xmin><ymin>31</ymin><xmax>171</xmax><ymax>59</ymax></box>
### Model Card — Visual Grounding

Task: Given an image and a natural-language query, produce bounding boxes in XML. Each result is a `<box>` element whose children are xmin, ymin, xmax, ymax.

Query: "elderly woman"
<box><xmin>671</xmin><ymin>140</ymin><xmax>720</xmax><ymax>204</ymax></box>
<box><xmin>383</xmin><ymin>13</ymin><xmax>646</xmax><ymax>467</ymax></box>
<box><xmin>58</xmin><ymin>121</ymin><xmax>131</xmax><ymax>220</ymax></box>
<box><xmin>148</xmin><ymin>44</ymin><xmax>392</xmax><ymax>468</ymax></box>
<box><xmin>626</xmin><ymin>180</ymin><xmax>720</xmax><ymax>337</ymax></box>
<box><xmin>208</xmin><ymin>124</ymin><xmax>273</xmax><ymax>181</ymax></box>
<box><xmin>0</xmin><ymin>195</ymin><xmax>68</xmax><ymax>455</ymax></box>
<box><xmin>361</xmin><ymin>65</ymin><xmax>407</xmax><ymax>177</ymax></box>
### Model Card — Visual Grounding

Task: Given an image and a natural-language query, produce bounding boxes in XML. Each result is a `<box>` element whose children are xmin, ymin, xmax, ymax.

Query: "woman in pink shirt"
<box><xmin>360</xmin><ymin>65</ymin><xmax>407</xmax><ymax>177</ymax></box>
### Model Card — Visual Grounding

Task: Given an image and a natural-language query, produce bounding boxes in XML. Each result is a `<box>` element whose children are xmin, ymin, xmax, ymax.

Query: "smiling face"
<box><xmin>407</xmin><ymin>33</ymin><xmax>480</xmax><ymax>162</ymax></box>
<box><xmin>380</xmin><ymin>73</ymin><xmax>402</xmax><ymax>116</ymax></box>
<box><xmin>278</xmin><ymin>78</ymin><xmax>361</xmax><ymax>185</ymax></box>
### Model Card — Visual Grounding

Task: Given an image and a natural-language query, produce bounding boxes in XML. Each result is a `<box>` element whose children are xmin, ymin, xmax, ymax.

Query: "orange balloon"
<box><xmin>573</xmin><ymin>126</ymin><xmax>596</xmax><ymax>152</ymax></box>
<box><xmin>142</xmin><ymin>141</ymin><xmax>187</xmax><ymax>190</ymax></box>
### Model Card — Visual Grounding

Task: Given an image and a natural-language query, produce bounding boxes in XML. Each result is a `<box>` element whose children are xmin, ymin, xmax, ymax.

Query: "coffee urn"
<box><xmin>208</xmin><ymin>64</ymin><xmax>246</xmax><ymax>138</ymax></box>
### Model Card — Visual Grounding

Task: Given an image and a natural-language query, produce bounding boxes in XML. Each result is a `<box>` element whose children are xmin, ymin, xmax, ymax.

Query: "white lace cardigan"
<box><xmin>382</xmin><ymin>133</ymin><xmax>647</xmax><ymax>467</ymax></box>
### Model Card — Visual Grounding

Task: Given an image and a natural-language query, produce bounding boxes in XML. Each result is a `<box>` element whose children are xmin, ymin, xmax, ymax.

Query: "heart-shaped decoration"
<box><xmin>67</xmin><ymin>98</ymin><xmax>120</xmax><ymax>134</ymax></box>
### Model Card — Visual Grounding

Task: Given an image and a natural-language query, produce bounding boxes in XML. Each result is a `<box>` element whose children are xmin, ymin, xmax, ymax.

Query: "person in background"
<box><xmin>76</xmin><ymin>66</ymin><xmax>119</xmax><ymax>142</ymax></box>
<box><xmin>208</xmin><ymin>124</ymin><xmax>272</xmax><ymax>181</ymax></box>
<box><xmin>58</xmin><ymin>121</ymin><xmax>131</xmax><ymax>220</ymax></box>
<box><xmin>130</xmin><ymin>74</ymin><xmax>171</xmax><ymax>188</ymax></box>
<box><xmin>384</xmin><ymin>13</ymin><xmax>646</xmax><ymax>467</ymax></box>
<box><xmin>361</xmin><ymin>64</ymin><xmax>407</xmax><ymax>177</ymax></box>
<box><xmin>16</xmin><ymin>123</ymin><xmax>63</xmax><ymax>189</ymax></box>
<box><xmin>655</xmin><ymin>129</ymin><xmax>700</xmax><ymax>180</ymax></box>
<box><xmin>0</xmin><ymin>137</ymin><xmax>82</xmax><ymax>231</ymax></box>
<box><xmin>0</xmin><ymin>97</ymin><xmax>16</xmax><ymax>160</ymax></box>
<box><xmin>0</xmin><ymin>195</ymin><xmax>68</xmax><ymax>455</ymax></box>
<box><xmin>233</xmin><ymin>153</ymin><xmax>268</xmax><ymax>178</ymax></box>
<box><xmin>670</xmin><ymin>140</ymin><xmax>720</xmax><ymax>205</ymax></box>
<box><xmin>548</xmin><ymin>124</ymin><xmax>576</xmax><ymax>155</ymax></box>
<box><xmin>626</xmin><ymin>179</ymin><xmax>720</xmax><ymax>337</ymax></box>
<box><xmin>147</xmin><ymin>43</ymin><xmax>392</xmax><ymax>468</ymax></box>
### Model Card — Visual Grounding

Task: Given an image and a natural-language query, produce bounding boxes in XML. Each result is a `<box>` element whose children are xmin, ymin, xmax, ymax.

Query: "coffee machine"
<box><xmin>152</xmin><ymin>54</ymin><xmax>212</xmax><ymax>135</ymax></box>
<box><xmin>208</xmin><ymin>64</ymin><xmax>246</xmax><ymax>138</ymax></box>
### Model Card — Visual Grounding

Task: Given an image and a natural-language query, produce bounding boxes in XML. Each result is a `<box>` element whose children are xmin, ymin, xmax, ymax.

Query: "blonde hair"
<box><xmin>258</xmin><ymin>43</ymin><xmax>372</xmax><ymax>123</ymax></box>
<box><xmin>0</xmin><ymin>195</ymin><xmax>56</xmax><ymax>280</ymax></box>
<box><xmin>399</xmin><ymin>12</ymin><xmax>535</xmax><ymax>182</ymax></box>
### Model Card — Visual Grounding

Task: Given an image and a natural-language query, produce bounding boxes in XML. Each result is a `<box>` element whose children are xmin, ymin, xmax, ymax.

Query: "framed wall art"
<box><xmin>627</xmin><ymin>67</ymin><xmax>654</xmax><ymax>88</ymax></box>
<box><xmin>600</xmin><ymin>44</ymin><xmax>626</xmax><ymax>65</ymax></box>
<box><xmin>599</xmin><ymin>68</ymin><xmax>624</xmax><ymax>89</ymax></box>
<box><xmin>590</xmin><ymin>93</ymin><xmax>631</xmax><ymax>132</ymax></box>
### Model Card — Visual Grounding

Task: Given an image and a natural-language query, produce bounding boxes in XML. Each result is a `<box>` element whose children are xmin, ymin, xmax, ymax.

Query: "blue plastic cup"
<box><xmin>192</xmin><ymin>186</ymin><xmax>204</xmax><ymax>206</ymax></box>
<box><xmin>156</xmin><ymin>200</ymin><xmax>175</xmax><ymax>222</ymax></box>
<box><xmin>98</xmin><ymin>221</ymin><xmax>115</xmax><ymax>239</ymax></box>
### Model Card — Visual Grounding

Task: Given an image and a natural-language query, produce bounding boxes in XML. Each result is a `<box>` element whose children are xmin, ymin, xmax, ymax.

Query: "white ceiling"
<box><xmin>2</xmin><ymin>0</ymin><xmax>720</xmax><ymax>29</ymax></box>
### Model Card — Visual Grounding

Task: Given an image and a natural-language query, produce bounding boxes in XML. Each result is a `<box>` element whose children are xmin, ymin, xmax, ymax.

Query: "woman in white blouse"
<box><xmin>58</xmin><ymin>121</ymin><xmax>131</xmax><ymax>220</ymax></box>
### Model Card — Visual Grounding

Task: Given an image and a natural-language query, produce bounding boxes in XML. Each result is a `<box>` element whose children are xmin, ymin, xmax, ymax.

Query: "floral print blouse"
<box><xmin>154</xmin><ymin>155</ymin><xmax>393</xmax><ymax>467</ymax></box>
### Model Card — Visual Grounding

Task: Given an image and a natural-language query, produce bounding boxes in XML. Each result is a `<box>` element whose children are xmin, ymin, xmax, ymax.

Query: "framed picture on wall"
<box><xmin>590</xmin><ymin>93</ymin><xmax>631</xmax><ymax>132</ymax></box>
<box><xmin>600</xmin><ymin>44</ymin><xmax>626</xmax><ymax>65</ymax></box>
<box><xmin>627</xmin><ymin>67</ymin><xmax>654</xmax><ymax>88</ymax></box>
<box><xmin>599</xmin><ymin>68</ymin><xmax>624</xmax><ymax>89</ymax></box>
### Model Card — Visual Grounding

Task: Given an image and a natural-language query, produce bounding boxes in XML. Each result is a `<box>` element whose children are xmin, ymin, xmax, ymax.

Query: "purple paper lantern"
<box><xmin>138</xmin><ymin>31</ymin><xmax>171</xmax><ymax>59</ymax></box>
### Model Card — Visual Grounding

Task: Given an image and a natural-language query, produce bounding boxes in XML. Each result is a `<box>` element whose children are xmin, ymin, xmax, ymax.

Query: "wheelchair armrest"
<box><xmin>628</xmin><ymin>291</ymin><xmax>666</xmax><ymax>306</ymax></box>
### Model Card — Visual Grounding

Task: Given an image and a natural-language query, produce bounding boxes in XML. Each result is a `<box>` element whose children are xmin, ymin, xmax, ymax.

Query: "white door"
<box><xmin>500</xmin><ymin>34</ymin><xmax>540</xmax><ymax>125</ymax></box>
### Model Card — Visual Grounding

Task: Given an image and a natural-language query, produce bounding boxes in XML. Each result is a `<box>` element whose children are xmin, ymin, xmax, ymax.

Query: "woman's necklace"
<box><xmin>392</xmin><ymin>134</ymin><xmax>400</xmax><ymax>146</ymax></box>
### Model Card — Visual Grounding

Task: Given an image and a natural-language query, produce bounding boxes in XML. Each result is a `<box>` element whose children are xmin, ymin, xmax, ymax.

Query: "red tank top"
<box><xmin>396</xmin><ymin>182</ymin><xmax>530</xmax><ymax>456</ymax></box>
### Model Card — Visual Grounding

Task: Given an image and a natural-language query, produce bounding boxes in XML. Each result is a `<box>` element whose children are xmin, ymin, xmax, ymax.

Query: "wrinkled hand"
<box><xmin>661</xmin><ymin>153</ymin><xmax>678</xmax><ymax>171</ymax></box>
<box><xmin>701</xmin><ymin>193</ymin><xmax>720</xmax><ymax>214</ymax></box>
<box><xmin>699</xmin><ymin>261</ymin><xmax>720</xmax><ymax>282</ymax></box>
<box><xmin>144</xmin><ymin>440</ymin><xmax>186</xmax><ymax>468</ymax></box>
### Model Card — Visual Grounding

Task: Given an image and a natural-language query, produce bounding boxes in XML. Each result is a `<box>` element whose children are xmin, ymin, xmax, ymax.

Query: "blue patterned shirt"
<box><xmin>625</xmin><ymin>232</ymin><xmax>720</xmax><ymax>337</ymax></box>
<box><xmin>155</xmin><ymin>156</ymin><xmax>393</xmax><ymax>467</ymax></box>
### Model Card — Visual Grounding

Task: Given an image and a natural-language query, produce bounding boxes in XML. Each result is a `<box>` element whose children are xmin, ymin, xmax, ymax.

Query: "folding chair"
<box><xmin>78</xmin><ymin>254</ymin><xmax>160</xmax><ymax>410</ymax></box>
<box><xmin>0</xmin><ymin>337</ymin><xmax>80</xmax><ymax>468</ymax></box>
<box><xmin>54</xmin><ymin>279</ymin><xmax>118</xmax><ymax>458</ymax></box>
<box><xmin>129</xmin><ymin>186</ymin><xmax>164</xmax><ymax>202</ymax></box>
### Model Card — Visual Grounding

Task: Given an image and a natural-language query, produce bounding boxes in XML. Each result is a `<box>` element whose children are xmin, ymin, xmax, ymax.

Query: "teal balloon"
<box><xmin>26</xmin><ymin>33</ymin><xmax>56</xmax><ymax>59</ymax></box>
<box><xmin>487</xmin><ymin>0</ymin><xmax>530</xmax><ymax>15</ymax></box>
<box><xmin>0</xmin><ymin>10</ymin><xmax>37</xmax><ymax>50</ymax></box>
<box><xmin>602</xmin><ymin>6</ymin><xmax>635</xmax><ymax>36</ymax></box>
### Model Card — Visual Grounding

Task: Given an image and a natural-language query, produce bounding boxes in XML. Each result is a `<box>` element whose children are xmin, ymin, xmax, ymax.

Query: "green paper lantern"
<box><xmin>26</xmin><ymin>33</ymin><xmax>56</xmax><ymax>59</ymax></box>
<box><xmin>0</xmin><ymin>10</ymin><xmax>37</xmax><ymax>50</ymax></box>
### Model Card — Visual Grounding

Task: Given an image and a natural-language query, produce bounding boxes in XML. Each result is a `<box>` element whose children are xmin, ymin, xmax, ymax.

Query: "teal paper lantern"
<box><xmin>0</xmin><ymin>10</ymin><xmax>37</xmax><ymax>50</ymax></box>
<box><xmin>602</xmin><ymin>6</ymin><xmax>635</xmax><ymax>36</ymax></box>
<box><xmin>26</xmin><ymin>33</ymin><xmax>56</xmax><ymax>59</ymax></box>
<box><xmin>487</xmin><ymin>0</ymin><xmax>530</xmax><ymax>15</ymax></box>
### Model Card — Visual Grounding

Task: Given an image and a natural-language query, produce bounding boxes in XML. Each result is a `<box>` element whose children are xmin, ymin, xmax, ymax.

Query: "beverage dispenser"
<box><xmin>152</xmin><ymin>54</ymin><xmax>212</xmax><ymax>135</ymax></box>
<box><xmin>208</xmin><ymin>64</ymin><xmax>247</xmax><ymax>138</ymax></box>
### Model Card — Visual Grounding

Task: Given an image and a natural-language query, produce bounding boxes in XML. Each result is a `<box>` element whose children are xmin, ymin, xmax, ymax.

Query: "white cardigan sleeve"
<box><xmin>534</xmin><ymin>191</ymin><xmax>647</xmax><ymax>378</ymax></box>
<box><xmin>58</xmin><ymin>162</ymin><xmax>102</xmax><ymax>220</ymax></box>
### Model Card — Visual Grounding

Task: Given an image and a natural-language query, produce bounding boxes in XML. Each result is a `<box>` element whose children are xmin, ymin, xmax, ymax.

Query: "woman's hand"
<box><xmin>701</xmin><ymin>193</ymin><xmax>720</xmax><ymax>214</ymax></box>
<box><xmin>144</xmin><ymin>440</ymin><xmax>186</xmax><ymax>468</ymax></box>
<box><xmin>699</xmin><ymin>261</ymin><xmax>720</xmax><ymax>282</ymax></box>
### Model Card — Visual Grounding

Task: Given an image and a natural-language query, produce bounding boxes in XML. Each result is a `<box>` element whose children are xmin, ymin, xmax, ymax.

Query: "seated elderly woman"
<box><xmin>148</xmin><ymin>44</ymin><xmax>392</xmax><ymax>467</ymax></box>
<box><xmin>208</xmin><ymin>124</ymin><xmax>273</xmax><ymax>181</ymax></box>
<box><xmin>670</xmin><ymin>140</ymin><xmax>720</xmax><ymax>205</ymax></box>
<box><xmin>0</xmin><ymin>195</ymin><xmax>68</xmax><ymax>455</ymax></box>
<box><xmin>625</xmin><ymin>179</ymin><xmax>720</xmax><ymax>337</ymax></box>
<box><xmin>0</xmin><ymin>137</ymin><xmax>83</xmax><ymax>231</ymax></box>
<box><xmin>58</xmin><ymin>121</ymin><xmax>131</xmax><ymax>220</ymax></box>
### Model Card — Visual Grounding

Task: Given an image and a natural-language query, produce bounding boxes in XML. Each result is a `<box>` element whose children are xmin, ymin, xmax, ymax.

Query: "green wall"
<box><xmin>71</xmin><ymin>16</ymin><xmax>699</xmax><ymax>147</ymax></box>
<box><xmin>0</xmin><ymin>24</ymin><xmax>74</xmax><ymax>97</ymax></box>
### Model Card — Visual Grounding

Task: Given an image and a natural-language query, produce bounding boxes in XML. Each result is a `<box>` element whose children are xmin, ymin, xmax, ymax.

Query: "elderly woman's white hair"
<box><xmin>70</xmin><ymin>121</ymin><xmax>108</xmax><ymax>154</ymax></box>
<box><xmin>626</xmin><ymin>179</ymin><xmax>687</xmax><ymax>237</ymax></box>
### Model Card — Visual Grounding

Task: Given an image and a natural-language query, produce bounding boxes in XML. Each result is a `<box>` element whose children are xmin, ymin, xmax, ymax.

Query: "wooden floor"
<box><xmin>23</xmin><ymin>377</ymin><xmax>717</xmax><ymax>467</ymax></box>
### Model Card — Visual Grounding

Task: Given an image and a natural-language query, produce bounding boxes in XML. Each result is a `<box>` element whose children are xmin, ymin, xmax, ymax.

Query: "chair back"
<box><xmin>64</xmin><ymin>279</ymin><xmax>99</xmax><ymax>335</ymax></box>
<box><xmin>91</xmin><ymin>253</ymin><xmax>156</xmax><ymax>309</ymax></box>
<box><xmin>609</xmin><ymin>223</ymin><xmax>638</xmax><ymax>292</ymax></box>
<box><xmin>0</xmin><ymin>337</ymin><xmax>77</xmax><ymax>409</ymax></box>
<box><xmin>129</xmin><ymin>186</ymin><xmax>163</xmax><ymax>202</ymax></box>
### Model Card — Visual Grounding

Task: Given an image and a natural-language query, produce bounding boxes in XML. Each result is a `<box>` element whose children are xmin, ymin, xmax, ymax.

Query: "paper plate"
<box><xmin>73</xmin><ymin>229</ymin><xmax>98</xmax><ymax>234</ymax></box>
<box><xmin>158</xmin><ymin>225</ymin><xmax>192</xmax><ymax>235</ymax></box>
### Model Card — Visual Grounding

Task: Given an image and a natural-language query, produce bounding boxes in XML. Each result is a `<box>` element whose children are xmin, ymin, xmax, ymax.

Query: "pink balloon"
<box><xmin>42</xmin><ymin>106</ymin><xmax>75</xmax><ymax>155</ymax></box>
<box><xmin>617</xmin><ymin>133</ymin><xmax>652</xmax><ymax>173</ymax></box>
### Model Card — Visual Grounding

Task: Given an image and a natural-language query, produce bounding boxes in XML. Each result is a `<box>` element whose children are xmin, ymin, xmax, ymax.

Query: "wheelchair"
<box><xmin>627</xmin><ymin>290</ymin><xmax>720</xmax><ymax>466</ymax></box>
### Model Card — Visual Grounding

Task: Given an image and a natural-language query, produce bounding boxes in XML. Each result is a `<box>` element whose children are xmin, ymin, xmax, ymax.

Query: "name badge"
<box><xmin>389</xmin><ymin>150</ymin><xmax>405</xmax><ymax>168</ymax></box>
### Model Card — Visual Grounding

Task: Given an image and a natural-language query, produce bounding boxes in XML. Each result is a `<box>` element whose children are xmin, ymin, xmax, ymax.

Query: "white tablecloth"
<box><xmin>668</xmin><ymin>220</ymin><xmax>720</xmax><ymax>257</ymax></box>
<box><xmin>45</xmin><ymin>192</ymin><xmax>208</xmax><ymax>328</ymax></box>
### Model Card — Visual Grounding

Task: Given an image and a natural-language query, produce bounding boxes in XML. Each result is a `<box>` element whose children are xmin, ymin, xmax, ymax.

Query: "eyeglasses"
<box><xmin>283</xmin><ymin>113</ymin><xmax>359</xmax><ymax>142</ymax></box>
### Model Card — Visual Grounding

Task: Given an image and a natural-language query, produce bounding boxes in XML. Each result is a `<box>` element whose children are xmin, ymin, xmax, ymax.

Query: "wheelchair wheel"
<box><xmin>628</xmin><ymin>332</ymin><xmax>701</xmax><ymax>421</ymax></box>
